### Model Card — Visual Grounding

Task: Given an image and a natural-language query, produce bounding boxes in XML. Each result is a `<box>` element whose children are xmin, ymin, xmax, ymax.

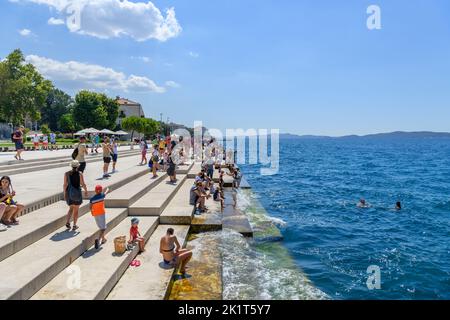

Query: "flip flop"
<box><xmin>130</xmin><ymin>260</ymin><xmax>137</xmax><ymax>267</ymax></box>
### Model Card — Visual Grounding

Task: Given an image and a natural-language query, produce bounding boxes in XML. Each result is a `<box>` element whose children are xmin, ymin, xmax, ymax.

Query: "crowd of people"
<box><xmin>4</xmin><ymin>129</ymin><xmax>245</xmax><ymax>275</ymax></box>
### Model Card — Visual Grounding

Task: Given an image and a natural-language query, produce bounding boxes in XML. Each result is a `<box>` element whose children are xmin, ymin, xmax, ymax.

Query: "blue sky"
<box><xmin>1</xmin><ymin>0</ymin><xmax>450</xmax><ymax>136</ymax></box>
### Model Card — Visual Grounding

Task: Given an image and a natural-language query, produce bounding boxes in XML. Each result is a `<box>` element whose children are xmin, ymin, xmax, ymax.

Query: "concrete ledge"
<box><xmin>31</xmin><ymin>216</ymin><xmax>159</xmax><ymax>300</ymax></box>
<box><xmin>0</xmin><ymin>201</ymin><xmax>90</xmax><ymax>263</ymax></box>
<box><xmin>129</xmin><ymin>175</ymin><xmax>187</xmax><ymax>216</ymax></box>
<box><xmin>0</xmin><ymin>208</ymin><xmax>128</xmax><ymax>300</ymax></box>
<box><xmin>187</xmin><ymin>162</ymin><xmax>202</xmax><ymax>178</ymax></box>
<box><xmin>107</xmin><ymin>225</ymin><xmax>190</xmax><ymax>300</ymax></box>
<box><xmin>160</xmin><ymin>179</ymin><xmax>195</xmax><ymax>225</ymax></box>
<box><xmin>105</xmin><ymin>173</ymin><xmax>167</xmax><ymax>208</ymax></box>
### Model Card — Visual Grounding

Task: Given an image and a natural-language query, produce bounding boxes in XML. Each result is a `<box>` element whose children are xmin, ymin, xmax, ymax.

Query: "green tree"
<box><xmin>0</xmin><ymin>49</ymin><xmax>53</xmax><ymax>125</ymax></box>
<box><xmin>122</xmin><ymin>116</ymin><xmax>141</xmax><ymax>141</ymax></box>
<box><xmin>59</xmin><ymin>113</ymin><xmax>77</xmax><ymax>135</ymax></box>
<box><xmin>72</xmin><ymin>90</ymin><xmax>119</xmax><ymax>130</ymax></box>
<box><xmin>141</xmin><ymin>118</ymin><xmax>161</xmax><ymax>138</ymax></box>
<box><xmin>41</xmin><ymin>88</ymin><xmax>73</xmax><ymax>131</ymax></box>
<box><xmin>40</xmin><ymin>124</ymin><xmax>51</xmax><ymax>135</ymax></box>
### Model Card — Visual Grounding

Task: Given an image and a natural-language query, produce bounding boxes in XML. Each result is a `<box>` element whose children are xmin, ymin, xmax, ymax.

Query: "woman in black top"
<box><xmin>64</xmin><ymin>160</ymin><xmax>88</xmax><ymax>231</ymax></box>
<box><xmin>167</xmin><ymin>152</ymin><xmax>177</xmax><ymax>183</ymax></box>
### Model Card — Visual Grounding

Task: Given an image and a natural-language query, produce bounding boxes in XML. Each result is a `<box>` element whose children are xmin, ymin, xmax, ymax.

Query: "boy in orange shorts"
<box><xmin>90</xmin><ymin>185</ymin><xmax>110</xmax><ymax>249</ymax></box>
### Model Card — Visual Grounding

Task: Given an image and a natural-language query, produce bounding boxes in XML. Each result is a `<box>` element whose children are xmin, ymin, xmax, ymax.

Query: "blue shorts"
<box><xmin>112</xmin><ymin>153</ymin><xmax>118</xmax><ymax>162</ymax></box>
<box><xmin>15</xmin><ymin>142</ymin><xmax>24</xmax><ymax>150</ymax></box>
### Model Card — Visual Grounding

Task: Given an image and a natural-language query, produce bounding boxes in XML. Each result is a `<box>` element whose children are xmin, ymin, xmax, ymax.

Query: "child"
<box><xmin>90</xmin><ymin>185</ymin><xmax>110</xmax><ymax>249</ymax></box>
<box><xmin>129</xmin><ymin>217</ymin><xmax>146</xmax><ymax>253</ymax></box>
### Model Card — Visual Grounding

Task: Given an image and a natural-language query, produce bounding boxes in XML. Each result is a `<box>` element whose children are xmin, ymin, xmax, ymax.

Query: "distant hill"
<box><xmin>280</xmin><ymin>131</ymin><xmax>450</xmax><ymax>140</ymax></box>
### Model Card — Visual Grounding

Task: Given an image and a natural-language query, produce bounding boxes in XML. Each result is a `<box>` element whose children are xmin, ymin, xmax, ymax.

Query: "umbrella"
<box><xmin>114</xmin><ymin>130</ymin><xmax>129</xmax><ymax>136</ymax></box>
<box><xmin>83</xmin><ymin>128</ymin><xmax>100</xmax><ymax>134</ymax></box>
<box><xmin>74</xmin><ymin>128</ymin><xmax>99</xmax><ymax>136</ymax></box>
<box><xmin>100</xmin><ymin>129</ymin><xmax>116</xmax><ymax>135</ymax></box>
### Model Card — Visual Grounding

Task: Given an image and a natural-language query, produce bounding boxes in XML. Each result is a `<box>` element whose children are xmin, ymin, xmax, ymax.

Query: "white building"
<box><xmin>116</xmin><ymin>97</ymin><xmax>145</xmax><ymax>126</ymax></box>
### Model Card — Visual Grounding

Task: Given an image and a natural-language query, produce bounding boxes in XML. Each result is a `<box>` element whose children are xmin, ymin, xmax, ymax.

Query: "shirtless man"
<box><xmin>159</xmin><ymin>228</ymin><xmax>192</xmax><ymax>274</ymax></box>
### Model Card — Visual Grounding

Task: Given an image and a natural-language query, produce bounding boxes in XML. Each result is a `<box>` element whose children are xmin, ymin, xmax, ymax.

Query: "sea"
<box><xmin>237</xmin><ymin>137</ymin><xmax>450</xmax><ymax>300</ymax></box>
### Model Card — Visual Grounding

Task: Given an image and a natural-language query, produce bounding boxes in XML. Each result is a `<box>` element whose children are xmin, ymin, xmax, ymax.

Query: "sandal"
<box><xmin>72</xmin><ymin>225</ymin><xmax>79</xmax><ymax>231</ymax></box>
<box><xmin>135</xmin><ymin>260</ymin><xmax>141</xmax><ymax>267</ymax></box>
<box><xmin>130</xmin><ymin>260</ymin><xmax>137</xmax><ymax>267</ymax></box>
<box><xmin>11</xmin><ymin>218</ymin><xmax>19</xmax><ymax>225</ymax></box>
<box><xmin>65</xmin><ymin>223</ymin><xmax>71</xmax><ymax>230</ymax></box>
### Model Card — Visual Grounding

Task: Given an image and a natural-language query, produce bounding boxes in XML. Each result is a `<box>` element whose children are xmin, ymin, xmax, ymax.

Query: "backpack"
<box><xmin>71</xmin><ymin>144</ymin><xmax>79</xmax><ymax>160</ymax></box>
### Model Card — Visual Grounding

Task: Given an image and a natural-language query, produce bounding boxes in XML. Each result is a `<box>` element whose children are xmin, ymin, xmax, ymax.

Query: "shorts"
<box><xmin>15</xmin><ymin>142</ymin><xmax>24</xmax><ymax>151</ymax></box>
<box><xmin>103</xmin><ymin>157</ymin><xmax>111</xmax><ymax>164</ymax></box>
<box><xmin>94</xmin><ymin>214</ymin><xmax>106</xmax><ymax>230</ymax></box>
<box><xmin>112</xmin><ymin>153</ymin><xmax>118</xmax><ymax>163</ymax></box>
<box><xmin>51</xmin><ymin>141</ymin><xmax>56</xmax><ymax>145</ymax></box>
<box><xmin>34</xmin><ymin>142</ymin><xmax>39</xmax><ymax>147</ymax></box>
<box><xmin>78</xmin><ymin>162</ymin><xmax>86</xmax><ymax>173</ymax></box>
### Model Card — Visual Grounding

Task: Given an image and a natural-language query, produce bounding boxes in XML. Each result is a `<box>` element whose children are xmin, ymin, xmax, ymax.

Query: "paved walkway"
<box><xmin>9</xmin><ymin>153</ymin><xmax>143</xmax><ymax>207</ymax></box>
<box><xmin>0</xmin><ymin>146</ymin><xmax>134</xmax><ymax>164</ymax></box>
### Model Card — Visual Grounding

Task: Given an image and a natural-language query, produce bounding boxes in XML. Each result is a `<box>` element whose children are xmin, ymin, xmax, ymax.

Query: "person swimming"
<box><xmin>357</xmin><ymin>199</ymin><xmax>370</xmax><ymax>208</ymax></box>
<box><xmin>395</xmin><ymin>201</ymin><xmax>402</xmax><ymax>210</ymax></box>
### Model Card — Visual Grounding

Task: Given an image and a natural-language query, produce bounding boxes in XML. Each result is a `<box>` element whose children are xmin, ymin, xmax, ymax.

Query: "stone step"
<box><xmin>0</xmin><ymin>149</ymin><xmax>138</xmax><ymax>171</ymax></box>
<box><xmin>187</xmin><ymin>162</ymin><xmax>203</xmax><ymax>178</ymax></box>
<box><xmin>128</xmin><ymin>175</ymin><xmax>188</xmax><ymax>216</ymax></box>
<box><xmin>105</xmin><ymin>173</ymin><xmax>167</xmax><ymax>208</ymax></box>
<box><xmin>31</xmin><ymin>216</ymin><xmax>159</xmax><ymax>300</ymax></box>
<box><xmin>106</xmin><ymin>225</ymin><xmax>190</xmax><ymax>300</ymax></box>
<box><xmin>19</xmin><ymin>159</ymin><xmax>149</xmax><ymax>217</ymax></box>
<box><xmin>160</xmin><ymin>179</ymin><xmax>196</xmax><ymax>225</ymax></box>
<box><xmin>0</xmin><ymin>208</ymin><xmax>127</xmax><ymax>300</ymax></box>
<box><xmin>175</xmin><ymin>162</ymin><xmax>194</xmax><ymax>174</ymax></box>
<box><xmin>0</xmin><ymin>201</ymin><xmax>90</xmax><ymax>263</ymax></box>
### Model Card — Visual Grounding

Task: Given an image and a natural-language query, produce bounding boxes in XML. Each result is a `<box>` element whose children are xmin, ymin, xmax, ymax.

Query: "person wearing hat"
<box><xmin>129</xmin><ymin>217</ymin><xmax>146</xmax><ymax>253</ymax></box>
<box><xmin>74</xmin><ymin>136</ymin><xmax>88</xmax><ymax>173</ymax></box>
<box><xmin>64</xmin><ymin>160</ymin><xmax>88</xmax><ymax>231</ymax></box>
<box><xmin>90</xmin><ymin>185</ymin><xmax>110</xmax><ymax>249</ymax></box>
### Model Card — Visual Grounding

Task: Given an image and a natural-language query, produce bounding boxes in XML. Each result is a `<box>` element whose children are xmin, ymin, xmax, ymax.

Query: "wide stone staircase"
<box><xmin>0</xmin><ymin>161</ymin><xmax>197</xmax><ymax>300</ymax></box>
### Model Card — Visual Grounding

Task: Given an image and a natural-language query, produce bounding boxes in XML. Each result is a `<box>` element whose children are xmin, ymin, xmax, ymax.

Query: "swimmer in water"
<box><xmin>357</xmin><ymin>199</ymin><xmax>369</xmax><ymax>208</ymax></box>
<box><xmin>395</xmin><ymin>201</ymin><xmax>402</xmax><ymax>211</ymax></box>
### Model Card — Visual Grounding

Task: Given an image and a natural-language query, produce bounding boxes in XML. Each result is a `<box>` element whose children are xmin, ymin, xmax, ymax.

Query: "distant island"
<box><xmin>280</xmin><ymin>131</ymin><xmax>450</xmax><ymax>140</ymax></box>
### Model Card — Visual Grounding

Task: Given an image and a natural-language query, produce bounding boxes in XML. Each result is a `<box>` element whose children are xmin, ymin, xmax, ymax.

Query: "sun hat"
<box><xmin>70</xmin><ymin>160</ymin><xmax>80</xmax><ymax>168</ymax></box>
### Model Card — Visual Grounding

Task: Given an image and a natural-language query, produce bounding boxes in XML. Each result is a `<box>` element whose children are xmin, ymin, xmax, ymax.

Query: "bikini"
<box><xmin>163</xmin><ymin>245</ymin><xmax>176</xmax><ymax>264</ymax></box>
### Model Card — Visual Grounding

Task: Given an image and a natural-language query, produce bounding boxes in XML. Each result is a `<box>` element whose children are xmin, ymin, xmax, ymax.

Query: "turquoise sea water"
<box><xmin>240</xmin><ymin>138</ymin><xmax>450</xmax><ymax>300</ymax></box>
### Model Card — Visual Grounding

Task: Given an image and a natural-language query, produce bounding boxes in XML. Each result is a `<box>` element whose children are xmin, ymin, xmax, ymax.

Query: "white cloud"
<box><xmin>165</xmin><ymin>81</ymin><xmax>180</xmax><ymax>88</ymax></box>
<box><xmin>48</xmin><ymin>17</ymin><xmax>65</xmax><ymax>25</ymax></box>
<box><xmin>18</xmin><ymin>29</ymin><xmax>32</xmax><ymax>36</ymax></box>
<box><xmin>12</xmin><ymin>0</ymin><xmax>182</xmax><ymax>42</ymax></box>
<box><xmin>25</xmin><ymin>54</ymin><xmax>166</xmax><ymax>93</ymax></box>
<box><xmin>189</xmin><ymin>51</ymin><xmax>199</xmax><ymax>58</ymax></box>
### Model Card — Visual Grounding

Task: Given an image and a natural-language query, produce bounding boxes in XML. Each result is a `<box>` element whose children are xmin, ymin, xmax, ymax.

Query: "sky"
<box><xmin>1</xmin><ymin>0</ymin><xmax>450</xmax><ymax>136</ymax></box>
